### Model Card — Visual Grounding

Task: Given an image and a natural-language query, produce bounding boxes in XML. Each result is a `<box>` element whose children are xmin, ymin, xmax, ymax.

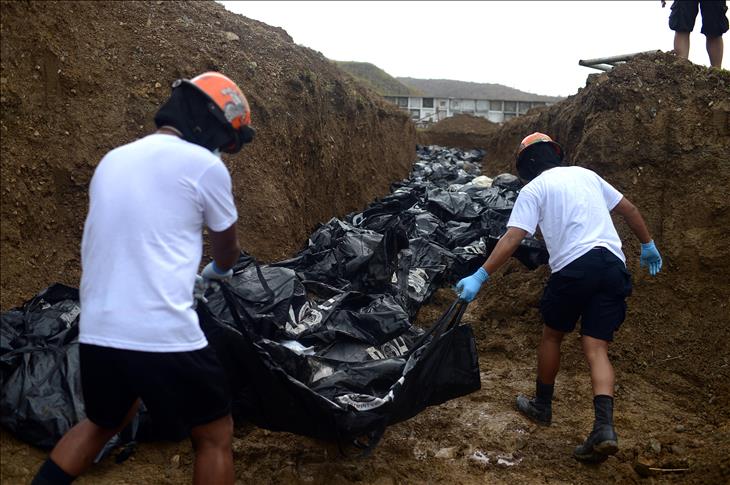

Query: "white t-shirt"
<box><xmin>507</xmin><ymin>166</ymin><xmax>625</xmax><ymax>272</ymax></box>
<box><xmin>79</xmin><ymin>134</ymin><xmax>238</xmax><ymax>352</ymax></box>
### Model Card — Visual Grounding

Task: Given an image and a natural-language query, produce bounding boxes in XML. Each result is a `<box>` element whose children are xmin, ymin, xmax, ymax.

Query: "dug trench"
<box><xmin>1</xmin><ymin>3</ymin><xmax>729</xmax><ymax>485</ymax></box>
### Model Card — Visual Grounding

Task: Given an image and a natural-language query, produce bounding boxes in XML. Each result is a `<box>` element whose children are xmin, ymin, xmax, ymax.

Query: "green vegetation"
<box><xmin>334</xmin><ymin>61</ymin><xmax>420</xmax><ymax>96</ymax></box>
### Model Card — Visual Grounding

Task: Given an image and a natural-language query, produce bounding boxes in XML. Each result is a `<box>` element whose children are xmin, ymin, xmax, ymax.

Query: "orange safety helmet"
<box><xmin>516</xmin><ymin>132</ymin><xmax>563</xmax><ymax>165</ymax></box>
<box><xmin>181</xmin><ymin>72</ymin><xmax>255</xmax><ymax>153</ymax></box>
<box><xmin>190</xmin><ymin>72</ymin><xmax>251</xmax><ymax>130</ymax></box>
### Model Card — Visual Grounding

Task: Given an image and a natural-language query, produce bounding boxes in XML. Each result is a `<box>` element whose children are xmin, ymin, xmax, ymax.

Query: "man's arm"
<box><xmin>611</xmin><ymin>197</ymin><xmax>651</xmax><ymax>243</ymax></box>
<box><xmin>208</xmin><ymin>223</ymin><xmax>241</xmax><ymax>272</ymax></box>
<box><xmin>197</xmin><ymin>160</ymin><xmax>240</xmax><ymax>279</ymax></box>
<box><xmin>455</xmin><ymin>227</ymin><xmax>528</xmax><ymax>302</ymax></box>
<box><xmin>612</xmin><ymin>196</ymin><xmax>663</xmax><ymax>275</ymax></box>
<box><xmin>483</xmin><ymin>227</ymin><xmax>528</xmax><ymax>274</ymax></box>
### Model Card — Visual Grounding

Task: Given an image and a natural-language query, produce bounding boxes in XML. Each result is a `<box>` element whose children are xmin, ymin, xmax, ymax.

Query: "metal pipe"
<box><xmin>578</xmin><ymin>50</ymin><xmax>660</xmax><ymax>66</ymax></box>
<box><xmin>578</xmin><ymin>61</ymin><xmax>615</xmax><ymax>71</ymax></box>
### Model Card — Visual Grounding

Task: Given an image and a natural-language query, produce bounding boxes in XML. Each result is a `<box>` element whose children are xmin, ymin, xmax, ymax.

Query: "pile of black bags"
<box><xmin>1</xmin><ymin>145</ymin><xmax>547</xmax><ymax>453</ymax></box>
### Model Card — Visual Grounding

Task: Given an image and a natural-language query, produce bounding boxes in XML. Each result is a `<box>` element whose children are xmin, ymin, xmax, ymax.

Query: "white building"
<box><xmin>383</xmin><ymin>95</ymin><xmax>552</xmax><ymax>124</ymax></box>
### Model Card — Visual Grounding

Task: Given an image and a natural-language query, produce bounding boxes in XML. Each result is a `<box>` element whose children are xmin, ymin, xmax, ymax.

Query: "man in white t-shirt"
<box><xmin>32</xmin><ymin>72</ymin><xmax>255</xmax><ymax>485</ymax></box>
<box><xmin>455</xmin><ymin>133</ymin><xmax>662</xmax><ymax>464</ymax></box>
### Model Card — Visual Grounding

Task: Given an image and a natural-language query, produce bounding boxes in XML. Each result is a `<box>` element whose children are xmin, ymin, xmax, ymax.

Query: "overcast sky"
<box><xmin>219</xmin><ymin>1</ymin><xmax>724</xmax><ymax>98</ymax></box>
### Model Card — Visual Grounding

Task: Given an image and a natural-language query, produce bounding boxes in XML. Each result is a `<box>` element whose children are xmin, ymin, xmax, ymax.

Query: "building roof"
<box><xmin>395</xmin><ymin>77</ymin><xmax>563</xmax><ymax>102</ymax></box>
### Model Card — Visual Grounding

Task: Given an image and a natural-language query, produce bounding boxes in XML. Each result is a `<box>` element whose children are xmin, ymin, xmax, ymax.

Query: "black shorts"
<box><xmin>540</xmin><ymin>247</ymin><xmax>632</xmax><ymax>342</ymax></box>
<box><xmin>669</xmin><ymin>0</ymin><xmax>729</xmax><ymax>36</ymax></box>
<box><xmin>80</xmin><ymin>343</ymin><xmax>231</xmax><ymax>431</ymax></box>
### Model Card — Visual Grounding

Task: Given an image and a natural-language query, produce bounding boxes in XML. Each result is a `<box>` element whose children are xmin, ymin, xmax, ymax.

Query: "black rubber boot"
<box><xmin>515</xmin><ymin>379</ymin><xmax>553</xmax><ymax>426</ymax></box>
<box><xmin>32</xmin><ymin>458</ymin><xmax>76</xmax><ymax>485</ymax></box>
<box><xmin>574</xmin><ymin>395</ymin><xmax>619</xmax><ymax>463</ymax></box>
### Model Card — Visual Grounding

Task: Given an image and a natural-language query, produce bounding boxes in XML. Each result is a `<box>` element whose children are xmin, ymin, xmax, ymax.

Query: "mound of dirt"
<box><xmin>428</xmin><ymin>114</ymin><xmax>498</xmax><ymax>134</ymax></box>
<box><xmin>417</xmin><ymin>114</ymin><xmax>498</xmax><ymax>149</ymax></box>
<box><xmin>0</xmin><ymin>0</ymin><xmax>415</xmax><ymax>309</ymax></box>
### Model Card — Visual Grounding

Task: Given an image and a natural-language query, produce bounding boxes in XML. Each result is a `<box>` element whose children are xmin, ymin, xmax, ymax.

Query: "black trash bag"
<box><xmin>470</xmin><ymin>186</ymin><xmax>515</xmax><ymax>214</ymax></box>
<box><xmin>0</xmin><ymin>285</ymin><xmax>174</xmax><ymax>451</ymax></box>
<box><xmin>313</xmin><ymin>326</ymin><xmax>424</xmax><ymax>363</ymax></box>
<box><xmin>353</xmin><ymin>189</ymin><xmax>421</xmax><ymax>230</ymax></box>
<box><xmin>358</xmin><ymin>217</ymin><xmax>409</xmax><ymax>291</ymax></box>
<box><xmin>425</xmin><ymin>188</ymin><xmax>482</xmax><ymax>222</ymax></box>
<box><xmin>273</xmin><ymin>220</ymin><xmax>378</xmax><ymax>284</ymax></box>
<box><xmin>392</xmin><ymin>248</ymin><xmax>445</xmax><ymax>320</ymax></box>
<box><xmin>407</xmin><ymin>237</ymin><xmax>456</xmax><ymax>280</ymax></box>
<box><xmin>477</xmin><ymin>209</ymin><xmax>512</xmax><ymax>238</ymax></box>
<box><xmin>451</xmin><ymin>239</ymin><xmax>489</xmax><ymax>281</ymax></box>
<box><xmin>441</xmin><ymin>220</ymin><xmax>481</xmax><ymax>249</ymax></box>
<box><xmin>387</xmin><ymin>302</ymin><xmax>480</xmax><ymax>423</ymax></box>
<box><xmin>410</xmin><ymin>146</ymin><xmax>484</xmax><ymax>188</ymax></box>
<box><xmin>401</xmin><ymin>209</ymin><xmax>447</xmax><ymax>244</ymax></box>
<box><xmin>514</xmin><ymin>235</ymin><xmax>550</xmax><ymax>270</ymax></box>
<box><xmin>492</xmin><ymin>173</ymin><xmax>523</xmax><ymax>191</ymax></box>
<box><xmin>305</xmin><ymin>355</ymin><xmax>409</xmax><ymax>402</ymax></box>
<box><xmin>203</xmin><ymin>263</ymin><xmax>410</xmax><ymax>349</ymax></box>
<box><xmin>0</xmin><ymin>285</ymin><xmax>84</xmax><ymax>449</ymax></box>
<box><xmin>352</xmin><ymin>213</ymin><xmax>396</xmax><ymax>234</ymax></box>
<box><xmin>274</xmin><ymin>217</ymin><xmax>407</xmax><ymax>293</ymax></box>
<box><xmin>295</xmin><ymin>291</ymin><xmax>411</xmax><ymax>348</ymax></box>
<box><xmin>273</xmin><ymin>249</ymin><xmax>351</xmax><ymax>290</ymax></box>
<box><xmin>479</xmin><ymin>233</ymin><xmax>549</xmax><ymax>271</ymax></box>
<box><xmin>307</xmin><ymin>218</ymin><xmax>365</xmax><ymax>251</ymax></box>
<box><xmin>204</xmin><ymin>263</ymin><xmax>307</xmax><ymax>341</ymax></box>
<box><xmin>200</xmin><ymin>288</ymin><xmax>480</xmax><ymax>450</ymax></box>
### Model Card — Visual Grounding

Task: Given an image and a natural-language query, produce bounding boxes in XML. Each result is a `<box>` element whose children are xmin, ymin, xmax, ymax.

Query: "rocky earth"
<box><xmin>1</xmin><ymin>2</ymin><xmax>729</xmax><ymax>484</ymax></box>
<box><xmin>0</xmin><ymin>0</ymin><xmax>415</xmax><ymax>309</ymax></box>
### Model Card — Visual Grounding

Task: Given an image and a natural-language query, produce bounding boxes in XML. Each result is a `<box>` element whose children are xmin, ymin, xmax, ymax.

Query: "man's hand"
<box><xmin>640</xmin><ymin>240</ymin><xmax>663</xmax><ymax>276</ymax></box>
<box><xmin>201</xmin><ymin>261</ymin><xmax>233</xmax><ymax>281</ymax></box>
<box><xmin>661</xmin><ymin>0</ymin><xmax>666</xmax><ymax>8</ymax></box>
<box><xmin>193</xmin><ymin>275</ymin><xmax>209</xmax><ymax>304</ymax></box>
<box><xmin>455</xmin><ymin>267</ymin><xmax>489</xmax><ymax>302</ymax></box>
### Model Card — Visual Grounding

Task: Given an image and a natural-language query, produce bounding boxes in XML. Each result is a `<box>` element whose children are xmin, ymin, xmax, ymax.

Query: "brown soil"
<box><xmin>417</xmin><ymin>114</ymin><xmax>498</xmax><ymax>150</ymax></box>
<box><xmin>1</xmin><ymin>5</ymin><xmax>729</xmax><ymax>485</ymax></box>
<box><xmin>0</xmin><ymin>0</ymin><xmax>415</xmax><ymax>310</ymax></box>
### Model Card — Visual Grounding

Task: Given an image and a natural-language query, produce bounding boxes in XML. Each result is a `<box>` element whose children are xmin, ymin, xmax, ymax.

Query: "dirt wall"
<box><xmin>0</xmin><ymin>0</ymin><xmax>416</xmax><ymax>309</ymax></box>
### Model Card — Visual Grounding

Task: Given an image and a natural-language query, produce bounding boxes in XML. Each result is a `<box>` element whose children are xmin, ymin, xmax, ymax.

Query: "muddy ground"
<box><xmin>2</xmin><ymin>2</ymin><xmax>730</xmax><ymax>485</ymax></box>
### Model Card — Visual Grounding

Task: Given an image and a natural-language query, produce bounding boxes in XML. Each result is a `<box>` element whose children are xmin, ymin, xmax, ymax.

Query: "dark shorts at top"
<box><xmin>80</xmin><ymin>343</ymin><xmax>231</xmax><ymax>431</ymax></box>
<box><xmin>540</xmin><ymin>247</ymin><xmax>632</xmax><ymax>342</ymax></box>
<box><xmin>669</xmin><ymin>0</ymin><xmax>729</xmax><ymax>36</ymax></box>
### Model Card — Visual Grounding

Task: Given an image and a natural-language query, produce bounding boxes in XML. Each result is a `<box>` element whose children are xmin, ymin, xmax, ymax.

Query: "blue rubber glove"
<box><xmin>640</xmin><ymin>240</ymin><xmax>662</xmax><ymax>276</ymax></box>
<box><xmin>455</xmin><ymin>267</ymin><xmax>489</xmax><ymax>302</ymax></box>
<box><xmin>201</xmin><ymin>261</ymin><xmax>233</xmax><ymax>281</ymax></box>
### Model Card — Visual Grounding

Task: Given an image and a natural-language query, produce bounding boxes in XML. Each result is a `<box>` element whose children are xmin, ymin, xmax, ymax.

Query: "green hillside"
<box><xmin>334</xmin><ymin>61</ymin><xmax>418</xmax><ymax>96</ymax></box>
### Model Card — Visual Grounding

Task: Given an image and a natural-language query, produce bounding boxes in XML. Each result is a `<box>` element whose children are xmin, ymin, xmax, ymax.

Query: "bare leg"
<box><xmin>537</xmin><ymin>325</ymin><xmax>566</xmax><ymax>385</ymax></box>
<box><xmin>49</xmin><ymin>400</ymin><xmax>140</xmax><ymax>477</ymax></box>
<box><xmin>581</xmin><ymin>335</ymin><xmax>614</xmax><ymax>397</ymax></box>
<box><xmin>674</xmin><ymin>31</ymin><xmax>691</xmax><ymax>58</ymax></box>
<box><xmin>191</xmin><ymin>414</ymin><xmax>234</xmax><ymax>485</ymax></box>
<box><xmin>707</xmin><ymin>36</ymin><xmax>724</xmax><ymax>67</ymax></box>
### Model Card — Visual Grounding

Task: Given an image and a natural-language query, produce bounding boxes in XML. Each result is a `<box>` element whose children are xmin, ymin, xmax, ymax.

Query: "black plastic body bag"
<box><xmin>199</xmin><ymin>284</ymin><xmax>480</xmax><ymax>452</ymax></box>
